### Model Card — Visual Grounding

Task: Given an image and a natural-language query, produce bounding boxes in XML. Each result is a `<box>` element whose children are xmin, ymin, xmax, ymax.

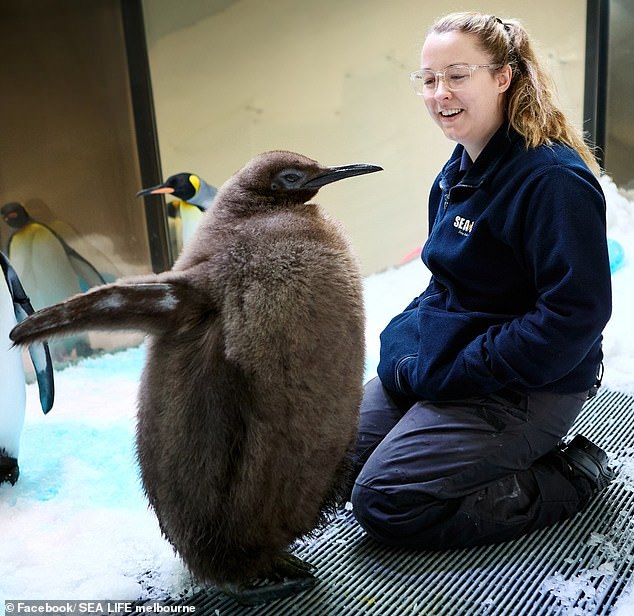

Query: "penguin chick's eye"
<box><xmin>271</xmin><ymin>170</ymin><xmax>306</xmax><ymax>191</ymax></box>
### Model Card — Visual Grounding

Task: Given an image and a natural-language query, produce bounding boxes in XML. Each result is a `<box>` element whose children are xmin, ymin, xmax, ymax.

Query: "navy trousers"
<box><xmin>350</xmin><ymin>377</ymin><xmax>589</xmax><ymax>549</ymax></box>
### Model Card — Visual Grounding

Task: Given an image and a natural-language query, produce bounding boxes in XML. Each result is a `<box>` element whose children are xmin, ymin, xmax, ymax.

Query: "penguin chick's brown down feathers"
<box><xmin>11</xmin><ymin>151</ymin><xmax>381</xmax><ymax>587</ymax></box>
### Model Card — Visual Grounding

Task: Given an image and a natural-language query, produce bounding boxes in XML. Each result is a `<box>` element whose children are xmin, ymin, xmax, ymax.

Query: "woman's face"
<box><xmin>420</xmin><ymin>31</ymin><xmax>511</xmax><ymax>160</ymax></box>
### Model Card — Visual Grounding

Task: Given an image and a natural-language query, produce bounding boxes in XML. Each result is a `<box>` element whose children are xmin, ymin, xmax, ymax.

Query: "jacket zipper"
<box><xmin>443</xmin><ymin>190</ymin><xmax>451</xmax><ymax>211</ymax></box>
<box><xmin>395</xmin><ymin>354</ymin><xmax>416</xmax><ymax>394</ymax></box>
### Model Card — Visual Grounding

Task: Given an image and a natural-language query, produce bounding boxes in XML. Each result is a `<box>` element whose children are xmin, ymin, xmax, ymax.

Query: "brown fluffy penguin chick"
<box><xmin>10</xmin><ymin>151</ymin><xmax>382</xmax><ymax>600</ymax></box>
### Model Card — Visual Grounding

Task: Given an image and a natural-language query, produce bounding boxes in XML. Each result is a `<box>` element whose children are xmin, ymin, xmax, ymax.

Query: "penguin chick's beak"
<box><xmin>136</xmin><ymin>185</ymin><xmax>175</xmax><ymax>198</ymax></box>
<box><xmin>302</xmin><ymin>163</ymin><xmax>383</xmax><ymax>189</ymax></box>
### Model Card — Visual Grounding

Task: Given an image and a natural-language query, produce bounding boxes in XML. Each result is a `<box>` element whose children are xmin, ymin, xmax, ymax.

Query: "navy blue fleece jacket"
<box><xmin>377</xmin><ymin>123</ymin><xmax>612</xmax><ymax>400</ymax></box>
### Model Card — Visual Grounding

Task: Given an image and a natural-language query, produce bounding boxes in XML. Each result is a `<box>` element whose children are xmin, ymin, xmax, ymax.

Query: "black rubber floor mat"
<box><xmin>158</xmin><ymin>389</ymin><xmax>634</xmax><ymax>615</ymax></box>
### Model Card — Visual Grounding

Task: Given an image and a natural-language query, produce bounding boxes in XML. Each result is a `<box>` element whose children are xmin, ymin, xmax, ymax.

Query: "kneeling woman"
<box><xmin>351</xmin><ymin>12</ymin><xmax>613</xmax><ymax>549</ymax></box>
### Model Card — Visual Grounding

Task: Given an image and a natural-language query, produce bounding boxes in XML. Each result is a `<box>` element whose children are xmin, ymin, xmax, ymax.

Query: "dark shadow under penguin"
<box><xmin>11</xmin><ymin>151</ymin><xmax>381</xmax><ymax>603</ymax></box>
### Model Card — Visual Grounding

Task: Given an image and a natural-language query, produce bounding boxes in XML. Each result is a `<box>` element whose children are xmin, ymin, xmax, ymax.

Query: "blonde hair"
<box><xmin>429</xmin><ymin>12</ymin><xmax>600</xmax><ymax>175</ymax></box>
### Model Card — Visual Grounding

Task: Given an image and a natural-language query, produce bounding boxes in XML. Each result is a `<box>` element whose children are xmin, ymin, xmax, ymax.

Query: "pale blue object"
<box><xmin>608</xmin><ymin>238</ymin><xmax>625</xmax><ymax>274</ymax></box>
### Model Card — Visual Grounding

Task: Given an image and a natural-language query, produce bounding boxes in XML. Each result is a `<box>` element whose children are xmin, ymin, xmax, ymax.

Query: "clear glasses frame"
<box><xmin>410</xmin><ymin>64</ymin><xmax>503</xmax><ymax>95</ymax></box>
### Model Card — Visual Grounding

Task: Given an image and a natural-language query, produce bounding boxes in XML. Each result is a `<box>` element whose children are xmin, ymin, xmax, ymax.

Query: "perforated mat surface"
<box><xmin>162</xmin><ymin>390</ymin><xmax>634</xmax><ymax>615</ymax></box>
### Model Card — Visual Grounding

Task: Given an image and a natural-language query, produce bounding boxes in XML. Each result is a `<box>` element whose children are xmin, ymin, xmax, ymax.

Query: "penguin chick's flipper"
<box><xmin>10</xmin><ymin>281</ymin><xmax>195</xmax><ymax>347</ymax></box>
<box><xmin>0</xmin><ymin>251</ymin><xmax>54</xmax><ymax>413</ymax></box>
<box><xmin>221</xmin><ymin>554</ymin><xmax>317</xmax><ymax>607</ymax></box>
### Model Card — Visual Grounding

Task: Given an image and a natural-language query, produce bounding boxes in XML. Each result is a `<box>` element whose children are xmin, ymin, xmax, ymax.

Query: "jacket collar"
<box><xmin>439</xmin><ymin>122</ymin><xmax>522</xmax><ymax>191</ymax></box>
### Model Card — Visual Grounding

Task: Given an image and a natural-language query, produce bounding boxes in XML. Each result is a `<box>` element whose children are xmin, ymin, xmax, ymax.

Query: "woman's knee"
<box><xmin>350</xmin><ymin>481</ymin><xmax>450</xmax><ymax>548</ymax></box>
<box><xmin>350</xmin><ymin>482</ymin><xmax>402</xmax><ymax>546</ymax></box>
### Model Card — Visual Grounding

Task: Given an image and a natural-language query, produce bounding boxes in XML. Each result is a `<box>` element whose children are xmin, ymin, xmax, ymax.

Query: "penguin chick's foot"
<box><xmin>268</xmin><ymin>552</ymin><xmax>317</xmax><ymax>581</ymax></box>
<box><xmin>220</xmin><ymin>553</ymin><xmax>317</xmax><ymax>606</ymax></box>
<box><xmin>0</xmin><ymin>455</ymin><xmax>19</xmax><ymax>486</ymax></box>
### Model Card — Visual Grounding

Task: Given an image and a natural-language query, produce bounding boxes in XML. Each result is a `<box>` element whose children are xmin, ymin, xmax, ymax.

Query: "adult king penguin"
<box><xmin>137</xmin><ymin>172</ymin><xmax>217</xmax><ymax>249</ymax></box>
<box><xmin>2</xmin><ymin>202</ymin><xmax>108</xmax><ymax>360</ymax></box>
<box><xmin>1</xmin><ymin>251</ymin><xmax>54</xmax><ymax>485</ymax></box>
<box><xmin>1</xmin><ymin>202</ymin><xmax>106</xmax><ymax>309</ymax></box>
<box><xmin>11</xmin><ymin>151</ymin><xmax>381</xmax><ymax>602</ymax></box>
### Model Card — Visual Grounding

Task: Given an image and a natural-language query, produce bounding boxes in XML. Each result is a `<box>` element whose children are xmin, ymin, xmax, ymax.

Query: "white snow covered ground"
<box><xmin>1</xmin><ymin>176</ymin><xmax>634</xmax><ymax>612</ymax></box>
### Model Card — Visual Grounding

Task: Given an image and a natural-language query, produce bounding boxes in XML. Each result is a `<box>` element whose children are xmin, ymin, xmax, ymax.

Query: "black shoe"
<box><xmin>559</xmin><ymin>435</ymin><xmax>614</xmax><ymax>492</ymax></box>
<box><xmin>0</xmin><ymin>455</ymin><xmax>19</xmax><ymax>486</ymax></box>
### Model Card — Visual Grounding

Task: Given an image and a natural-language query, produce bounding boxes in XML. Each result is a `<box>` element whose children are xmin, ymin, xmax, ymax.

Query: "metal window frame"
<box><xmin>584</xmin><ymin>0</ymin><xmax>610</xmax><ymax>169</ymax></box>
<box><xmin>120</xmin><ymin>0</ymin><xmax>173</xmax><ymax>273</ymax></box>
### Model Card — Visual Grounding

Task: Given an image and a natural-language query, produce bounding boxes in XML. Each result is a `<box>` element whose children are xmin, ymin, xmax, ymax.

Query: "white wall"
<box><xmin>143</xmin><ymin>0</ymin><xmax>587</xmax><ymax>274</ymax></box>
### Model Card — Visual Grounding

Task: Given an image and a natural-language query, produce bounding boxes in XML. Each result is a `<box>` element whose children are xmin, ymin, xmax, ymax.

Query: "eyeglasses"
<box><xmin>410</xmin><ymin>64</ymin><xmax>503</xmax><ymax>95</ymax></box>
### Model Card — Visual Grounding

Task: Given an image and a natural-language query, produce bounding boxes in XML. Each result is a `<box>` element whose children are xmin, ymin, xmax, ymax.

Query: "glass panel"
<box><xmin>0</xmin><ymin>0</ymin><xmax>152</xmax><ymax>361</ymax></box>
<box><xmin>141</xmin><ymin>0</ymin><xmax>588</xmax><ymax>275</ymax></box>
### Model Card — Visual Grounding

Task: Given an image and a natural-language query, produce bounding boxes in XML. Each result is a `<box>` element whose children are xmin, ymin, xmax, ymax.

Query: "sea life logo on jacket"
<box><xmin>453</xmin><ymin>215</ymin><xmax>474</xmax><ymax>237</ymax></box>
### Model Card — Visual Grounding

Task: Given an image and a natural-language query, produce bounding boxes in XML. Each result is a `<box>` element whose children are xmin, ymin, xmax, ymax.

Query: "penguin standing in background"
<box><xmin>137</xmin><ymin>172</ymin><xmax>217</xmax><ymax>250</ymax></box>
<box><xmin>11</xmin><ymin>151</ymin><xmax>381</xmax><ymax>603</ymax></box>
<box><xmin>2</xmin><ymin>202</ymin><xmax>107</xmax><ymax>360</ymax></box>
<box><xmin>1</xmin><ymin>203</ymin><xmax>106</xmax><ymax>309</ymax></box>
<box><xmin>1</xmin><ymin>251</ymin><xmax>54</xmax><ymax>485</ymax></box>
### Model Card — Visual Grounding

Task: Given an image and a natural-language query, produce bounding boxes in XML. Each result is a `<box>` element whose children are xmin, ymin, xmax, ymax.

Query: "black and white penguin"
<box><xmin>2</xmin><ymin>203</ymin><xmax>108</xmax><ymax>361</ymax></box>
<box><xmin>1</xmin><ymin>203</ymin><xmax>106</xmax><ymax>309</ymax></box>
<box><xmin>11</xmin><ymin>151</ymin><xmax>380</xmax><ymax>602</ymax></box>
<box><xmin>137</xmin><ymin>172</ymin><xmax>217</xmax><ymax>249</ymax></box>
<box><xmin>1</xmin><ymin>251</ymin><xmax>54</xmax><ymax>486</ymax></box>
